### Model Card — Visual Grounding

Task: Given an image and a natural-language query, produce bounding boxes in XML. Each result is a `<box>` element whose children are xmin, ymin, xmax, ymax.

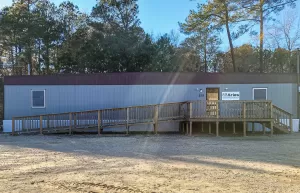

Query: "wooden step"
<box><xmin>273</xmin><ymin>123</ymin><xmax>290</xmax><ymax>134</ymax></box>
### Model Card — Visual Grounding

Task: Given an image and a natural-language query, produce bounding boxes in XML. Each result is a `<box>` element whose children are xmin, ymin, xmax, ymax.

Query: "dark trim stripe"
<box><xmin>3</xmin><ymin>72</ymin><xmax>297</xmax><ymax>85</ymax></box>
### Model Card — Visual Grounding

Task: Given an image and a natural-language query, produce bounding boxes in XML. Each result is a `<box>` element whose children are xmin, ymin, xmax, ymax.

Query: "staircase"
<box><xmin>272</xmin><ymin>105</ymin><xmax>293</xmax><ymax>134</ymax></box>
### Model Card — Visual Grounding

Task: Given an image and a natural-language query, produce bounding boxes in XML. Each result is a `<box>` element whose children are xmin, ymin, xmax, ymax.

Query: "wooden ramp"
<box><xmin>11</xmin><ymin>100</ymin><xmax>293</xmax><ymax>136</ymax></box>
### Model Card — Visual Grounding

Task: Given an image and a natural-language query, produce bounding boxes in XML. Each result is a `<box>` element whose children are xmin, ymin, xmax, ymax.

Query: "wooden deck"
<box><xmin>11</xmin><ymin>100</ymin><xmax>293</xmax><ymax>136</ymax></box>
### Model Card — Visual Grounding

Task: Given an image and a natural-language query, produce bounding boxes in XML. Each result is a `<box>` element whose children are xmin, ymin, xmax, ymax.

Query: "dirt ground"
<box><xmin>1</xmin><ymin>134</ymin><xmax>300</xmax><ymax>193</ymax></box>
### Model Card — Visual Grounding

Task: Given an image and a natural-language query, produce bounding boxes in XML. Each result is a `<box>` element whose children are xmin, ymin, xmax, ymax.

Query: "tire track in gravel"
<box><xmin>34</xmin><ymin>180</ymin><xmax>145</xmax><ymax>193</ymax></box>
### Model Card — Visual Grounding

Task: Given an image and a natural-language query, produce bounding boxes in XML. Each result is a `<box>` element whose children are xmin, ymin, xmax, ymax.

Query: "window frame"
<box><xmin>252</xmin><ymin>88</ymin><xmax>268</xmax><ymax>100</ymax></box>
<box><xmin>31</xmin><ymin>90</ymin><xmax>46</xmax><ymax>108</ymax></box>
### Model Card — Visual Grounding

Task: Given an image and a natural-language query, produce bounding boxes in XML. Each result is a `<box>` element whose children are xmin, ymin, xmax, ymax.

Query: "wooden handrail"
<box><xmin>12</xmin><ymin>100</ymin><xmax>277</xmax><ymax>134</ymax></box>
<box><xmin>12</xmin><ymin>101</ymin><xmax>187</xmax><ymax>119</ymax></box>
<box><xmin>272</xmin><ymin>105</ymin><xmax>292</xmax><ymax>116</ymax></box>
<box><xmin>14</xmin><ymin>100</ymin><xmax>273</xmax><ymax>119</ymax></box>
<box><xmin>15</xmin><ymin>100</ymin><xmax>272</xmax><ymax>119</ymax></box>
<box><xmin>186</xmin><ymin>100</ymin><xmax>272</xmax><ymax>103</ymax></box>
<box><xmin>272</xmin><ymin>104</ymin><xmax>293</xmax><ymax>133</ymax></box>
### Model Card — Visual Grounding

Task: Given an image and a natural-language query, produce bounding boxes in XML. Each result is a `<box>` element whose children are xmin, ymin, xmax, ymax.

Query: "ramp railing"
<box><xmin>11</xmin><ymin>100</ymin><xmax>278</xmax><ymax>135</ymax></box>
<box><xmin>12</xmin><ymin>102</ymin><xmax>187</xmax><ymax>135</ymax></box>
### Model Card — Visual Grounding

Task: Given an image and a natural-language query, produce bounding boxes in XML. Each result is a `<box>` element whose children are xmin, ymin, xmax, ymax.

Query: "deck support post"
<box><xmin>189</xmin><ymin>121</ymin><xmax>192</xmax><ymax>136</ymax></box>
<box><xmin>263</xmin><ymin>123</ymin><xmax>266</xmax><ymax>135</ymax></box>
<box><xmin>22</xmin><ymin>119</ymin><xmax>25</xmax><ymax>133</ymax></box>
<box><xmin>187</xmin><ymin>102</ymin><xmax>193</xmax><ymax>136</ymax></box>
<box><xmin>12</xmin><ymin>118</ymin><xmax>15</xmax><ymax>136</ymax></box>
<box><xmin>201</xmin><ymin>122</ymin><xmax>204</xmax><ymax>132</ymax></box>
<box><xmin>74</xmin><ymin>113</ymin><xmax>77</xmax><ymax>129</ymax></box>
<box><xmin>233</xmin><ymin>123</ymin><xmax>236</xmax><ymax>134</ymax></box>
<box><xmin>40</xmin><ymin>116</ymin><xmax>43</xmax><ymax>135</ymax></box>
<box><xmin>126</xmin><ymin>108</ymin><xmax>130</xmax><ymax>135</ymax></box>
<box><xmin>154</xmin><ymin>105</ymin><xmax>159</xmax><ymax>134</ymax></box>
<box><xmin>252</xmin><ymin>122</ymin><xmax>255</xmax><ymax>133</ymax></box>
<box><xmin>243</xmin><ymin>102</ymin><xmax>247</xmax><ymax>137</ymax></box>
<box><xmin>223</xmin><ymin>123</ymin><xmax>226</xmax><ymax>132</ymax></box>
<box><xmin>188</xmin><ymin>102</ymin><xmax>193</xmax><ymax>119</ymax></box>
<box><xmin>98</xmin><ymin>111</ymin><xmax>101</xmax><ymax>135</ymax></box>
<box><xmin>69</xmin><ymin>113</ymin><xmax>72</xmax><ymax>135</ymax></box>
<box><xmin>270</xmin><ymin>121</ymin><xmax>274</xmax><ymax>136</ymax></box>
<box><xmin>209</xmin><ymin>123</ymin><xmax>211</xmax><ymax>134</ymax></box>
<box><xmin>46</xmin><ymin>115</ymin><xmax>49</xmax><ymax>129</ymax></box>
<box><xmin>289</xmin><ymin>115</ymin><xmax>293</xmax><ymax>134</ymax></box>
<box><xmin>270</xmin><ymin>102</ymin><xmax>273</xmax><ymax>136</ymax></box>
<box><xmin>186</xmin><ymin>122</ymin><xmax>189</xmax><ymax>135</ymax></box>
<box><xmin>216</xmin><ymin>121</ymin><xmax>219</xmax><ymax>137</ymax></box>
<box><xmin>243</xmin><ymin>121</ymin><xmax>247</xmax><ymax>137</ymax></box>
<box><xmin>216</xmin><ymin>102</ymin><xmax>219</xmax><ymax>137</ymax></box>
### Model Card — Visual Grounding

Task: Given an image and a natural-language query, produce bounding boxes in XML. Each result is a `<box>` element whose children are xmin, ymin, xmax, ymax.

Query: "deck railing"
<box><xmin>11</xmin><ymin>100</ymin><xmax>277</xmax><ymax>135</ymax></box>
<box><xmin>190</xmin><ymin>100</ymin><xmax>272</xmax><ymax>119</ymax></box>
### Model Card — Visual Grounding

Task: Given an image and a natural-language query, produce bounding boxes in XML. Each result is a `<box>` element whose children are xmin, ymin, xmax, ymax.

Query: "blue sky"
<box><xmin>1</xmin><ymin>0</ymin><xmax>197</xmax><ymax>36</ymax></box>
<box><xmin>49</xmin><ymin>0</ymin><xmax>201</xmax><ymax>41</ymax></box>
<box><xmin>1</xmin><ymin>0</ymin><xmax>299</xmax><ymax>50</ymax></box>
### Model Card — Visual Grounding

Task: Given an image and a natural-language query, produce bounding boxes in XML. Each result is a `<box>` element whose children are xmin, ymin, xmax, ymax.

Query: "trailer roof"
<box><xmin>3</xmin><ymin>72</ymin><xmax>298</xmax><ymax>85</ymax></box>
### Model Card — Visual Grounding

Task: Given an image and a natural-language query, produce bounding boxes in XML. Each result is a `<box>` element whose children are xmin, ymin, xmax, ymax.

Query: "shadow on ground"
<box><xmin>1</xmin><ymin>132</ymin><xmax>300</xmax><ymax>174</ymax></box>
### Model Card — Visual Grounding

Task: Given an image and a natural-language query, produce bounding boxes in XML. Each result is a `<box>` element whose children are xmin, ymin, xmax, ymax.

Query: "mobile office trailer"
<box><xmin>3</xmin><ymin>72</ymin><xmax>299</xmax><ymax>132</ymax></box>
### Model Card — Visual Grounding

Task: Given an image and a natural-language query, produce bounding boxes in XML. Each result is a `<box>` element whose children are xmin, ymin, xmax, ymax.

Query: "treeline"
<box><xmin>0</xmin><ymin>0</ymin><xmax>299</xmax><ymax>76</ymax></box>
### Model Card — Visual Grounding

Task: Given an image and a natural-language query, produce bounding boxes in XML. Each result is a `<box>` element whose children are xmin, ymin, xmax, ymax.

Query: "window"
<box><xmin>253</xmin><ymin>88</ymin><xmax>267</xmax><ymax>100</ymax></box>
<box><xmin>32</xmin><ymin>90</ymin><xmax>45</xmax><ymax>108</ymax></box>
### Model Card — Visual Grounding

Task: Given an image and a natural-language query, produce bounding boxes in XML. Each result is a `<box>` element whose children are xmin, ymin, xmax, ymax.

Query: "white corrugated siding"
<box><xmin>4</xmin><ymin>83</ymin><xmax>297</xmax><ymax>119</ymax></box>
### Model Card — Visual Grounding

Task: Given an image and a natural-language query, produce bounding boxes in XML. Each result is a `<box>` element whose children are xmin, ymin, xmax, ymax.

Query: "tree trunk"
<box><xmin>204</xmin><ymin>44</ymin><xmax>207</xmax><ymax>72</ymax></box>
<box><xmin>27</xmin><ymin>48</ymin><xmax>32</xmax><ymax>75</ymax></box>
<box><xmin>55</xmin><ymin>46</ymin><xmax>58</xmax><ymax>73</ymax></box>
<box><xmin>12</xmin><ymin>46</ymin><xmax>16</xmax><ymax>66</ymax></box>
<box><xmin>259</xmin><ymin>0</ymin><xmax>264</xmax><ymax>73</ymax></box>
<box><xmin>15</xmin><ymin>45</ymin><xmax>18</xmax><ymax>66</ymax></box>
<box><xmin>38</xmin><ymin>39</ymin><xmax>41</xmax><ymax>74</ymax></box>
<box><xmin>224</xmin><ymin>4</ymin><xmax>236</xmax><ymax>72</ymax></box>
<box><xmin>11</xmin><ymin>47</ymin><xmax>15</xmax><ymax>75</ymax></box>
<box><xmin>27</xmin><ymin>0</ymin><xmax>32</xmax><ymax>75</ymax></box>
<box><xmin>45</xmin><ymin>42</ymin><xmax>50</xmax><ymax>74</ymax></box>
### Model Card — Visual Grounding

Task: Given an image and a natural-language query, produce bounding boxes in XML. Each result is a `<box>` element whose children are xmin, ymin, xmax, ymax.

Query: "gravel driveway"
<box><xmin>0</xmin><ymin>134</ymin><xmax>300</xmax><ymax>193</ymax></box>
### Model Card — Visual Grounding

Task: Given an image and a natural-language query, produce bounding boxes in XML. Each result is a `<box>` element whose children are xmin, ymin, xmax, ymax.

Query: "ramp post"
<box><xmin>289</xmin><ymin>115</ymin><xmax>293</xmax><ymax>134</ymax></box>
<box><xmin>74</xmin><ymin>113</ymin><xmax>77</xmax><ymax>129</ymax></box>
<box><xmin>126</xmin><ymin>108</ymin><xmax>129</xmax><ymax>135</ymax></box>
<box><xmin>154</xmin><ymin>105</ymin><xmax>159</xmax><ymax>134</ymax></box>
<box><xmin>46</xmin><ymin>115</ymin><xmax>49</xmax><ymax>129</ymax></box>
<box><xmin>233</xmin><ymin>123</ymin><xmax>236</xmax><ymax>134</ymax></box>
<box><xmin>270</xmin><ymin>121</ymin><xmax>274</xmax><ymax>136</ymax></box>
<box><xmin>186</xmin><ymin>122</ymin><xmax>189</xmax><ymax>135</ymax></box>
<box><xmin>243</xmin><ymin>102</ymin><xmax>247</xmax><ymax>137</ymax></box>
<box><xmin>189</xmin><ymin>121</ymin><xmax>193</xmax><ymax>136</ymax></box>
<box><xmin>12</xmin><ymin>118</ymin><xmax>15</xmax><ymax>135</ymax></box>
<box><xmin>69</xmin><ymin>113</ymin><xmax>72</xmax><ymax>135</ymax></box>
<box><xmin>216</xmin><ymin>121</ymin><xmax>219</xmax><ymax>137</ymax></box>
<box><xmin>216</xmin><ymin>103</ymin><xmax>219</xmax><ymax>137</ymax></box>
<box><xmin>40</xmin><ymin>115</ymin><xmax>43</xmax><ymax>135</ymax></box>
<box><xmin>270</xmin><ymin>103</ymin><xmax>273</xmax><ymax>136</ymax></box>
<box><xmin>243</xmin><ymin>121</ymin><xmax>247</xmax><ymax>137</ymax></box>
<box><xmin>98</xmin><ymin>110</ymin><xmax>101</xmax><ymax>135</ymax></box>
